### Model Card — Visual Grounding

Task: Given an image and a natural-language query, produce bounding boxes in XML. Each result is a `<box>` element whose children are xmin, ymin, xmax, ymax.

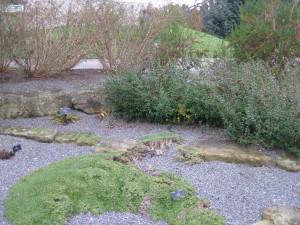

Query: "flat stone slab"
<box><xmin>277</xmin><ymin>158</ymin><xmax>300</xmax><ymax>172</ymax></box>
<box><xmin>252</xmin><ymin>207</ymin><xmax>300</xmax><ymax>225</ymax></box>
<box><xmin>93</xmin><ymin>138</ymin><xmax>137</xmax><ymax>153</ymax></box>
<box><xmin>0</xmin><ymin>126</ymin><xmax>58</xmax><ymax>143</ymax></box>
<box><xmin>252</xmin><ymin>221</ymin><xmax>274</xmax><ymax>225</ymax></box>
<box><xmin>177</xmin><ymin>137</ymin><xmax>300</xmax><ymax>171</ymax></box>
<box><xmin>177</xmin><ymin>137</ymin><xmax>273</xmax><ymax>168</ymax></box>
<box><xmin>54</xmin><ymin>132</ymin><xmax>101</xmax><ymax>146</ymax></box>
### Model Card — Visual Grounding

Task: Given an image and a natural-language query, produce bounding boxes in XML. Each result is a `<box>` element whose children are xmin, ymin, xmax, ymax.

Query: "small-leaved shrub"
<box><xmin>208</xmin><ymin>60</ymin><xmax>300</xmax><ymax>156</ymax></box>
<box><xmin>105</xmin><ymin>63</ymin><xmax>221</xmax><ymax>125</ymax></box>
<box><xmin>106</xmin><ymin>60</ymin><xmax>299</xmax><ymax>156</ymax></box>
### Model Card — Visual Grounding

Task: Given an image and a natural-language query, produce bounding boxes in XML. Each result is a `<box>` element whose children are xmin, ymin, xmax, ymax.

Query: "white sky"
<box><xmin>121</xmin><ymin>0</ymin><xmax>199</xmax><ymax>7</ymax></box>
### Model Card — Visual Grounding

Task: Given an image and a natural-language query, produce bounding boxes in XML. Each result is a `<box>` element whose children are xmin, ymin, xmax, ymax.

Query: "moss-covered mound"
<box><xmin>4</xmin><ymin>154</ymin><xmax>225</xmax><ymax>225</ymax></box>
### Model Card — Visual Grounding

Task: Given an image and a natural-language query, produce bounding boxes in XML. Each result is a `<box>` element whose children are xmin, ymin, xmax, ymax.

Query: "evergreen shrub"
<box><xmin>105</xmin><ymin>63</ymin><xmax>221</xmax><ymax>125</ymax></box>
<box><xmin>229</xmin><ymin>0</ymin><xmax>300</xmax><ymax>71</ymax></box>
<box><xmin>209</xmin><ymin>60</ymin><xmax>300</xmax><ymax>156</ymax></box>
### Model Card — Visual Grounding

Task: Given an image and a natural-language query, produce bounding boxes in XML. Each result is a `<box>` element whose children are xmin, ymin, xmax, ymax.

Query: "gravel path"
<box><xmin>0</xmin><ymin>113</ymin><xmax>299</xmax><ymax>225</ymax></box>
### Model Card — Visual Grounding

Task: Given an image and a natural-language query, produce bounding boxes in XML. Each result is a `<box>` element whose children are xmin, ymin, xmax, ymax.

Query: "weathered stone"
<box><xmin>72</xmin><ymin>88</ymin><xmax>109</xmax><ymax>114</ymax></box>
<box><xmin>262</xmin><ymin>207</ymin><xmax>300</xmax><ymax>225</ymax></box>
<box><xmin>22</xmin><ymin>92</ymin><xmax>71</xmax><ymax>117</ymax></box>
<box><xmin>0</xmin><ymin>91</ymin><xmax>71</xmax><ymax>119</ymax></box>
<box><xmin>0</xmin><ymin>93</ymin><xmax>26</xmax><ymax>118</ymax></box>
<box><xmin>277</xmin><ymin>158</ymin><xmax>300</xmax><ymax>172</ymax></box>
<box><xmin>251</xmin><ymin>220</ymin><xmax>274</xmax><ymax>225</ymax></box>
<box><xmin>177</xmin><ymin>137</ymin><xmax>273</xmax><ymax>167</ymax></box>
<box><xmin>0</xmin><ymin>126</ymin><xmax>58</xmax><ymax>143</ymax></box>
<box><xmin>55</xmin><ymin>132</ymin><xmax>101</xmax><ymax>146</ymax></box>
<box><xmin>93</xmin><ymin>138</ymin><xmax>136</xmax><ymax>153</ymax></box>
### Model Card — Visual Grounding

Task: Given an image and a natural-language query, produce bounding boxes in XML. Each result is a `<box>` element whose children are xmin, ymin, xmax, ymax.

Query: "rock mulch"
<box><xmin>1</xmin><ymin>112</ymin><xmax>300</xmax><ymax>225</ymax></box>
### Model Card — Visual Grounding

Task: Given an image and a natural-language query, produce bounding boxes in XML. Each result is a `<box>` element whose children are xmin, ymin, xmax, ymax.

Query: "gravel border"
<box><xmin>1</xmin><ymin>113</ymin><xmax>299</xmax><ymax>225</ymax></box>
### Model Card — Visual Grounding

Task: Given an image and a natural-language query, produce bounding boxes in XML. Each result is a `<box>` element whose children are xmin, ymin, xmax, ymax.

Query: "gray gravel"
<box><xmin>68</xmin><ymin>212</ymin><xmax>167</xmax><ymax>225</ymax></box>
<box><xmin>1</xmin><ymin>113</ymin><xmax>299</xmax><ymax>225</ymax></box>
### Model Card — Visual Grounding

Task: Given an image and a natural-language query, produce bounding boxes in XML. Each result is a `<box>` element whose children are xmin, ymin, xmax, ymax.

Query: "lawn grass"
<box><xmin>4</xmin><ymin>154</ymin><xmax>226</xmax><ymax>225</ymax></box>
<box><xmin>184</xmin><ymin>29</ymin><xmax>231</xmax><ymax>57</ymax></box>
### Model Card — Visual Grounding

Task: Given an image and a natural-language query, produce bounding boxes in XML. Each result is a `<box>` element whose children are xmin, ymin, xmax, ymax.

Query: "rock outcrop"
<box><xmin>0</xmin><ymin>87</ymin><xmax>108</xmax><ymax>119</ymax></box>
<box><xmin>72</xmin><ymin>88</ymin><xmax>109</xmax><ymax>114</ymax></box>
<box><xmin>0</xmin><ymin>91</ymin><xmax>71</xmax><ymax>119</ymax></box>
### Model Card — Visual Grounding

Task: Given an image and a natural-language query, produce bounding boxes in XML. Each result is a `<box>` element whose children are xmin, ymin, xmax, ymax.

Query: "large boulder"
<box><xmin>72</xmin><ymin>87</ymin><xmax>109</xmax><ymax>114</ymax></box>
<box><xmin>0</xmin><ymin>126</ymin><xmax>58</xmax><ymax>143</ymax></box>
<box><xmin>252</xmin><ymin>207</ymin><xmax>300</xmax><ymax>225</ymax></box>
<box><xmin>0</xmin><ymin>91</ymin><xmax>71</xmax><ymax>119</ymax></box>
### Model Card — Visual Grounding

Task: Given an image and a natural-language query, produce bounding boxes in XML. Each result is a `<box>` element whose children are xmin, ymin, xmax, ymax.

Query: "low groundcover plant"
<box><xmin>4</xmin><ymin>154</ymin><xmax>225</xmax><ymax>225</ymax></box>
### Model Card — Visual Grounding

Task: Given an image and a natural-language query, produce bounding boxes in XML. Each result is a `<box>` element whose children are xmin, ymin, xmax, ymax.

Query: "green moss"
<box><xmin>138</xmin><ymin>132</ymin><xmax>183</xmax><ymax>144</ymax></box>
<box><xmin>2</xmin><ymin>126</ymin><xmax>26</xmax><ymax>133</ymax></box>
<box><xmin>55</xmin><ymin>132</ymin><xmax>101</xmax><ymax>146</ymax></box>
<box><xmin>1</xmin><ymin>126</ymin><xmax>55</xmax><ymax>134</ymax></box>
<box><xmin>94</xmin><ymin>144</ymin><xmax>120</xmax><ymax>153</ymax></box>
<box><xmin>174</xmin><ymin>149</ymin><xmax>203</xmax><ymax>165</ymax></box>
<box><xmin>4</xmin><ymin>154</ymin><xmax>225</xmax><ymax>225</ymax></box>
<box><xmin>31</xmin><ymin>128</ymin><xmax>45</xmax><ymax>132</ymax></box>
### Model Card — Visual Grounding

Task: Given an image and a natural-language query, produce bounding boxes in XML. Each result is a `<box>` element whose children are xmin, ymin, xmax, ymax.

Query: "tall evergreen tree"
<box><xmin>202</xmin><ymin>0</ymin><xmax>247</xmax><ymax>38</ymax></box>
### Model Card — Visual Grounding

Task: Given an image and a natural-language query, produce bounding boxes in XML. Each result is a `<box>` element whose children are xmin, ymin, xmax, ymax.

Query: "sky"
<box><xmin>121</xmin><ymin>0</ymin><xmax>199</xmax><ymax>7</ymax></box>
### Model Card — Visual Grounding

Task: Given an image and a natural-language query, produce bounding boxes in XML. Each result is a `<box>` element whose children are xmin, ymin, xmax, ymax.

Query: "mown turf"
<box><xmin>4</xmin><ymin>154</ymin><xmax>226</xmax><ymax>225</ymax></box>
<box><xmin>184</xmin><ymin>29</ymin><xmax>231</xmax><ymax>57</ymax></box>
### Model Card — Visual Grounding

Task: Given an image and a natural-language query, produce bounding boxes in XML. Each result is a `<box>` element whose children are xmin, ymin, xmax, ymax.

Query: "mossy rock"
<box><xmin>277</xmin><ymin>158</ymin><xmax>300</xmax><ymax>172</ymax></box>
<box><xmin>0</xmin><ymin>126</ymin><xmax>58</xmax><ymax>143</ymax></box>
<box><xmin>251</xmin><ymin>207</ymin><xmax>300</xmax><ymax>225</ymax></box>
<box><xmin>55</xmin><ymin>132</ymin><xmax>100</xmax><ymax>146</ymax></box>
<box><xmin>93</xmin><ymin>138</ymin><xmax>137</xmax><ymax>153</ymax></box>
<box><xmin>177</xmin><ymin>137</ymin><xmax>273</xmax><ymax>167</ymax></box>
<box><xmin>4</xmin><ymin>154</ymin><xmax>226</xmax><ymax>225</ymax></box>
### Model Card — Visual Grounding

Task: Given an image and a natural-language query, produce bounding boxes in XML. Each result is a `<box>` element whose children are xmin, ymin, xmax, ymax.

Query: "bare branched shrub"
<box><xmin>89</xmin><ymin>0</ymin><xmax>175</xmax><ymax>71</ymax></box>
<box><xmin>0</xmin><ymin>0</ymin><xmax>13</xmax><ymax>74</ymax></box>
<box><xmin>7</xmin><ymin>0</ymin><xmax>95</xmax><ymax>77</ymax></box>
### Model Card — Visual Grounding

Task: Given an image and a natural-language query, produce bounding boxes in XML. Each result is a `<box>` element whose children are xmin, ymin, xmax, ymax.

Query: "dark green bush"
<box><xmin>105</xmin><ymin>64</ymin><xmax>221</xmax><ymax>125</ymax></box>
<box><xmin>209</xmin><ymin>60</ymin><xmax>300</xmax><ymax>156</ymax></box>
<box><xmin>105</xmin><ymin>61</ymin><xmax>299</xmax><ymax>156</ymax></box>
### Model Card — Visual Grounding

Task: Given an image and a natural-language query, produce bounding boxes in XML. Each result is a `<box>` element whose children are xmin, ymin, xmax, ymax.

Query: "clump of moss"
<box><xmin>173</xmin><ymin>150</ymin><xmax>203</xmax><ymax>165</ymax></box>
<box><xmin>114</xmin><ymin>132</ymin><xmax>184</xmax><ymax>162</ymax></box>
<box><xmin>138</xmin><ymin>132</ymin><xmax>183</xmax><ymax>145</ymax></box>
<box><xmin>4</xmin><ymin>154</ymin><xmax>225</xmax><ymax>225</ymax></box>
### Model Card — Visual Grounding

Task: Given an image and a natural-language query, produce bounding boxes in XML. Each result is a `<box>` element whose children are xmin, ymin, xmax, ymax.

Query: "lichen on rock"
<box><xmin>0</xmin><ymin>126</ymin><xmax>58</xmax><ymax>143</ymax></box>
<box><xmin>252</xmin><ymin>206</ymin><xmax>300</xmax><ymax>225</ymax></box>
<box><xmin>54</xmin><ymin>132</ymin><xmax>101</xmax><ymax>146</ymax></box>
